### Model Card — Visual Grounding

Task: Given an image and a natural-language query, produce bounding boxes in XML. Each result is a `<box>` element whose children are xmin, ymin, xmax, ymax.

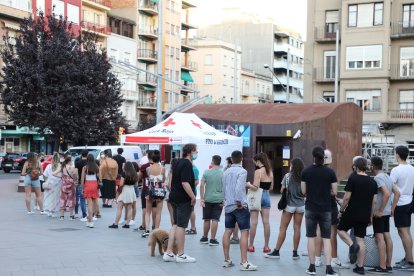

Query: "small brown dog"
<box><xmin>149</xmin><ymin>228</ymin><xmax>178</xmax><ymax>256</ymax></box>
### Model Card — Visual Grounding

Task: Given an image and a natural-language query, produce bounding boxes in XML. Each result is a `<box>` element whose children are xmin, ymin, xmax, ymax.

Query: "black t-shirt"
<box><xmin>121</xmin><ymin>172</ymin><xmax>136</xmax><ymax>186</ymax></box>
<box><xmin>113</xmin><ymin>154</ymin><xmax>126</xmax><ymax>175</ymax></box>
<box><xmin>301</xmin><ymin>164</ymin><xmax>338</xmax><ymax>212</ymax></box>
<box><xmin>169</xmin><ymin>158</ymin><xmax>194</xmax><ymax>203</ymax></box>
<box><xmin>75</xmin><ymin>158</ymin><xmax>87</xmax><ymax>183</ymax></box>
<box><xmin>343</xmin><ymin>174</ymin><xmax>377</xmax><ymax>223</ymax></box>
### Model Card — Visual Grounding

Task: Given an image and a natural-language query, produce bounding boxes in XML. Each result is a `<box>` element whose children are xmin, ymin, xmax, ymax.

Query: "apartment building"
<box><xmin>305</xmin><ymin>0</ymin><xmax>414</xmax><ymax>144</ymax></box>
<box><xmin>81</xmin><ymin>0</ymin><xmax>111</xmax><ymax>48</ymax></box>
<box><xmin>199</xmin><ymin>15</ymin><xmax>304</xmax><ymax>103</ymax></box>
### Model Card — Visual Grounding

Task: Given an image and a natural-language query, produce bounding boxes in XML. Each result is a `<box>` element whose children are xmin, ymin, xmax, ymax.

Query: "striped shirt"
<box><xmin>222</xmin><ymin>164</ymin><xmax>248</xmax><ymax>213</ymax></box>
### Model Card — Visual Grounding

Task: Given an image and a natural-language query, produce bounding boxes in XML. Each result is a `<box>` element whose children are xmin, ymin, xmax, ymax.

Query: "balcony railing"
<box><xmin>391</xmin><ymin>21</ymin><xmax>414</xmax><ymax>38</ymax></box>
<box><xmin>138</xmin><ymin>99</ymin><xmax>156</xmax><ymax>108</ymax></box>
<box><xmin>181</xmin><ymin>82</ymin><xmax>197</xmax><ymax>91</ymax></box>
<box><xmin>313</xmin><ymin>67</ymin><xmax>335</xmax><ymax>83</ymax></box>
<box><xmin>314</xmin><ymin>25</ymin><xmax>339</xmax><ymax>42</ymax></box>
<box><xmin>138</xmin><ymin>0</ymin><xmax>158</xmax><ymax>15</ymax></box>
<box><xmin>390</xmin><ymin>64</ymin><xmax>414</xmax><ymax>80</ymax></box>
<box><xmin>123</xmin><ymin>90</ymin><xmax>139</xmax><ymax>101</ymax></box>
<box><xmin>181</xmin><ymin>60</ymin><xmax>198</xmax><ymax>71</ymax></box>
<box><xmin>84</xmin><ymin>0</ymin><xmax>111</xmax><ymax>8</ymax></box>
<box><xmin>137</xmin><ymin>49</ymin><xmax>157</xmax><ymax>62</ymax></box>
<box><xmin>388</xmin><ymin>109</ymin><xmax>414</xmax><ymax>121</ymax></box>
<box><xmin>81</xmin><ymin>21</ymin><xmax>111</xmax><ymax>35</ymax></box>
<box><xmin>137</xmin><ymin>26</ymin><xmax>158</xmax><ymax>39</ymax></box>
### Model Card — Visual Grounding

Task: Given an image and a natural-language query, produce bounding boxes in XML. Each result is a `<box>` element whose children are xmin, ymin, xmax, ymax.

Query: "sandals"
<box><xmin>247</xmin><ymin>246</ymin><xmax>255</xmax><ymax>253</ymax></box>
<box><xmin>185</xmin><ymin>228</ymin><xmax>197</xmax><ymax>235</ymax></box>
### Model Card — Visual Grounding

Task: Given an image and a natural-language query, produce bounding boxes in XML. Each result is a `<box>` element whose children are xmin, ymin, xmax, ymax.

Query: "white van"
<box><xmin>65</xmin><ymin>145</ymin><xmax>143</xmax><ymax>163</ymax></box>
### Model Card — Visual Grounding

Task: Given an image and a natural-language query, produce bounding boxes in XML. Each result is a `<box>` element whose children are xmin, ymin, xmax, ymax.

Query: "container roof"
<box><xmin>186</xmin><ymin>103</ymin><xmax>348</xmax><ymax>124</ymax></box>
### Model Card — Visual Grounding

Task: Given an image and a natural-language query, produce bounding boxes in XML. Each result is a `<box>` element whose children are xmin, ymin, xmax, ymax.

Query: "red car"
<box><xmin>41</xmin><ymin>155</ymin><xmax>53</xmax><ymax>171</ymax></box>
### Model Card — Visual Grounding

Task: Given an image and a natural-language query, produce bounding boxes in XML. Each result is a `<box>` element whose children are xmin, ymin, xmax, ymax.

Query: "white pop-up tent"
<box><xmin>122</xmin><ymin>112</ymin><xmax>243</xmax><ymax>180</ymax></box>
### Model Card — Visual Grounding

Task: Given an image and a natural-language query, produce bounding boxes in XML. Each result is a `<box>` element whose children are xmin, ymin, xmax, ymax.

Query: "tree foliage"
<box><xmin>0</xmin><ymin>13</ymin><xmax>127</xmax><ymax>147</ymax></box>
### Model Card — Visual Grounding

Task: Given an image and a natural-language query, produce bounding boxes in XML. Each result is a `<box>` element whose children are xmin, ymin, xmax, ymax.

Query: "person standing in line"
<box><xmin>166</xmin><ymin>158</ymin><xmax>179</xmax><ymax>226</ymax></box>
<box><xmin>59</xmin><ymin>155</ymin><xmax>78</xmax><ymax>220</ymax></box>
<box><xmin>139</xmin><ymin>150</ymin><xmax>149</xmax><ymax>167</ymax></box>
<box><xmin>247</xmin><ymin>152</ymin><xmax>273</xmax><ymax>253</ymax></box>
<box><xmin>390</xmin><ymin>146</ymin><xmax>414</xmax><ymax>271</ymax></box>
<box><xmin>224</xmin><ymin>156</ymin><xmax>240</xmax><ymax>245</ymax></box>
<box><xmin>99</xmin><ymin>151</ymin><xmax>118</xmax><ymax>208</ymax></box>
<box><xmin>301</xmin><ymin>146</ymin><xmax>338</xmax><ymax>276</ymax></box>
<box><xmin>337</xmin><ymin>157</ymin><xmax>377</xmax><ymax>275</ymax></box>
<box><xmin>75</xmin><ymin>150</ymin><xmax>88</xmax><ymax>221</ymax></box>
<box><xmin>163</xmin><ymin>143</ymin><xmax>197</xmax><ymax>263</ymax></box>
<box><xmin>266</xmin><ymin>157</ymin><xmax>305</xmax><ymax>260</ymax></box>
<box><xmin>142</xmin><ymin>150</ymin><xmax>165</xmax><ymax>237</ymax></box>
<box><xmin>113</xmin><ymin>148</ymin><xmax>126</xmax><ymax>198</ymax></box>
<box><xmin>199</xmin><ymin>155</ymin><xmax>224</xmax><ymax>246</ymax></box>
<box><xmin>81</xmin><ymin>154</ymin><xmax>100</xmax><ymax>228</ymax></box>
<box><xmin>43</xmin><ymin>152</ymin><xmax>62</xmax><ymax>218</ymax></box>
<box><xmin>369</xmin><ymin>156</ymin><xmax>399</xmax><ymax>274</ymax></box>
<box><xmin>186</xmin><ymin>164</ymin><xmax>199</xmax><ymax>235</ymax></box>
<box><xmin>109</xmin><ymin>162</ymin><xmax>138</xmax><ymax>229</ymax></box>
<box><xmin>221</xmin><ymin>150</ymin><xmax>257</xmax><ymax>271</ymax></box>
<box><xmin>21</xmin><ymin>152</ymin><xmax>45</xmax><ymax>215</ymax></box>
<box><xmin>139</xmin><ymin>151</ymin><xmax>157</xmax><ymax>235</ymax></box>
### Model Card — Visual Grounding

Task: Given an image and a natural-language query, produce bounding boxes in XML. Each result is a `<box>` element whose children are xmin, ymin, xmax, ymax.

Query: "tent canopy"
<box><xmin>122</xmin><ymin>112</ymin><xmax>242</xmax><ymax>146</ymax></box>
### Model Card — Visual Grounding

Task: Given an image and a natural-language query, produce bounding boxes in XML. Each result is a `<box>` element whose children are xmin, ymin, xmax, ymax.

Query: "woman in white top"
<box><xmin>43</xmin><ymin>153</ymin><xmax>62</xmax><ymax>217</ymax></box>
<box><xmin>142</xmin><ymin>150</ymin><xmax>166</xmax><ymax>237</ymax></box>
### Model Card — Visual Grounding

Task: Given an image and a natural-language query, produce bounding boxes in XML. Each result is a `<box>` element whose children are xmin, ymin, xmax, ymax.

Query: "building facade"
<box><xmin>305</xmin><ymin>0</ymin><xmax>414</xmax><ymax>144</ymax></box>
<box><xmin>199</xmin><ymin>14</ymin><xmax>304</xmax><ymax>103</ymax></box>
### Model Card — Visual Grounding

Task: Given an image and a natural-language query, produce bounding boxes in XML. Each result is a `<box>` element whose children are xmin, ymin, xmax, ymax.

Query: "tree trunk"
<box><xmin>53</xmin><ymin>136</ymin><xmax>60</xmax><ymax>153</ymax></box>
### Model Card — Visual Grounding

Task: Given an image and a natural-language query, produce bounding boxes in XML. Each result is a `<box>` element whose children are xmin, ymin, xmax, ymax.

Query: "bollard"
<box><xmin>17</xmin><ymin>174</ymin><xmax>25</xmax><ymax>192</ymax></box>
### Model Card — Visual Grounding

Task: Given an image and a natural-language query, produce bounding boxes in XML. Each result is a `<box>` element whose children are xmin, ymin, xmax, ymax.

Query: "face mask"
<box><xmin>191</xmin><ymin>153</ymin><xmax>198</xmax><ymax>161</ymax></box>
<box><xmin>60</xmin><ymin>158</ymin><xmax>64</xmax><ymax>163</ymax></box>
<box><xmin>100</xmin><ymin>154</ymin><xmax>105</xmax><ymax>159</ymax></box>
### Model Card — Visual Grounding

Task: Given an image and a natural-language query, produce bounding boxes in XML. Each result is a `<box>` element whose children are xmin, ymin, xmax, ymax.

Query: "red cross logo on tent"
<box><xmin>191</xmin><ymin>120</ymin><xmax>202</xmax><ymax>129</ymax></box>
<box><xmin>163</xmin><ymin>118</ymin><xmax>176</xmax><ymax>127</ymax></box>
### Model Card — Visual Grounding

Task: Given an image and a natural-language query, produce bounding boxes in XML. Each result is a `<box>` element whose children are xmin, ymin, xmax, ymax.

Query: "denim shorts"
<box><xmin>24</xmin><ymin>175</ymin><xmax>41</xmax><ymax>188</ymax></box>
<box><xmin>305</xmin><ymin>210</ymin><xmax>331</xmax><ymax>239</ymax></box>
<box><xmin>225</xmin><ymin>207</ymin><xmax>250</xmax><ymax>231</ymax></box>
<box><xmin>285</xmin><ymin>205</ymin><xmax>305</xmax><ymax>213</ymax></box>
<box><xmin>261</xmin><ymin>190</ymin><xmax>271</xmax><ymax>209</ymax></box>
<box><xmin>134</xmin><ymin>186</ymin><xmax>140</xmax><ymax>198</ymax></box>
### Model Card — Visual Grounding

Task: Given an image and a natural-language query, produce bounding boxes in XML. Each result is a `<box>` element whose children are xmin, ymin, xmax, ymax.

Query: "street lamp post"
<box><xmin>155</xmin><ymin>0</ymin><xmax>163</xmax><ymax>124</ymax></box>
<box><xmin>264</xmin><ymin>64</ymin><xmax>288</xmax><ymax>104</ymax></box>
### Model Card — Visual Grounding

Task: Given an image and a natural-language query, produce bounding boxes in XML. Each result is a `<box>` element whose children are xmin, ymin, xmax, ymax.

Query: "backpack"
<box><xmin>30</xmin><ymin>167</ymin><xmax>40</xmax><ymax>181</ymax></box>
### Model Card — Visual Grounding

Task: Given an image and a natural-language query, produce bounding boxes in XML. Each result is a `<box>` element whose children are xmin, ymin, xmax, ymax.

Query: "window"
<box><xmin>165</xmin><ymin>45</ymin><xmax>169</xmax><ymax>56</ymax></box>
<box><xmin>400</xmin><ymin>90</ymin><xmax>414</xmax><ymax>109</ymax></box>
<box><xmin>166</xmin><ymin>22</ymin><xmax>170</xmax><ymax>34</ymax></box>
<box><xmin>94</xmin><ymin>13</ymin><xmax>102</xmax><ymax>25</ymax></box>
<box><xmin>176</xmin><ymin>71</ymin><xmax>179</xmax><ymax>81</ymax></box>
<box><xmin>403</xmin><ymin>4</ymin><xmax>414</xmax><ymax>29</ymax></box>
<box><xmin>346</xmin><ymin>45</ymin><xmax>382</xmax><ymax>69</ymax></box>
<box><xmin>170</xmin><ymin>47</ymin><xmax>174</xmax><ymax>57</ymax></box>
<box><xmin>204</xmin><ymin>74</ymin><xmax>212</xmax><ymax>85</ymax></box>
<box><xmin>346</xmin><ymin>90</ymin><xmax>381</xmax><ymax>111</ymax></box>
<box><xmin>176</xmin><ymin>48</ymin><xmax>180</xmax><ymax>60</ymax></box>
<box><xmin>171</xmin><ymin>24</ymin><xmax>175</xmax><ymax>35</ymax></box>
<box><xmin>83</xmin><ymin>9</ymin><xmax>88</xmax><ymax>22</ymax></box>
<box><xmin>400</xmin><ymin>47</ymin><xmax>414</xmax><ymax>77</ymax></box>
<box><xmin>323</xmin><ymin>91</ymin><xmax>335</xmax><ymax>103</ymax></box>
<box><xmin>348</xmin><ymin>3</ymin><xmax>383</xmax><ymax>28</ymax></box>
<box><xmin>325</xmin><ymin>10</ymin><xmax>339</xmax><ymax>35</ymax></box>
<box><xmin>36</xmin><ymin>0</ymin><xmax>45</xmax><ymax>14</ymax></box>
<box><xmin>165</xmin><ymin>68</ymin><xmax>169</xmax><ymax>80</ymax></box>
<box><xmin>324</xmin><ymin>51</ymin><xmax>336</xmax><ymax>79</ymax></box>
<box><xmin>166</xmin><ymin>0</ymin><xmax>170</xmax><ymax>10</ymax></box>
<box><xmin>204</xmin><ymin>54</ymin><xmax>212</xmax><ymax>65</ymax></box>
<box><xmin>67</xmin><ymin>4</ymin><xmax>79</xmax><ymax>25</ymax></box>
<box><xmin>171</xmin><ymin>1</ymin><xmax>175</xmax><ymax>12</ymax></box>
<box><xmin>176</xmin><ymin>26</ymin><xmax>180</xmax><ymax>36</ymax></box>
<box><xmin>52</xmin><ymin>0</ymin><xmax>64</xmax><ymax>18</ymax></box>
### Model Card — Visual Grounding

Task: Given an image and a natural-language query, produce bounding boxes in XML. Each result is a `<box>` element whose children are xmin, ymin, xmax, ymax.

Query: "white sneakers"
<box><xmin>163</xmin><ymin>253</ymin><xmax>196</xmax><ymax>263</ymax></box>
<box><xmin>39</xmin><ymin>211</ymin><xmax>47</xmax><ymax>215</ymax></box>
<box><xmin>80</xmin><ymin>217</ymin><xmax>88</xmax><ymax>222</ymax></box>
<box><xmin>27</xmin><ymin>211</ymin><xmax>35</xmax><ymax>215</ymax></box>
<box><xmin>129</xmin><ymin>219</ymin><xmax>136</xmax><ymax>225</ymax></box>
<box><xmin>86</xmin><ymin>222</ymin><xmax>94</xmax><ymax>228</ymax></box>
<box><xmin>240</xmin><ymin>261</ymin><xmax>258</xmax><ymax>271</ymax></box>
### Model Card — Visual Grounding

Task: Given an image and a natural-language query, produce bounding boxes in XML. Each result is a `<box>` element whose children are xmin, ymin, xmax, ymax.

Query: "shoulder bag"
<box><xmin>278</xmin><ymin>173</ymin><xmax>290</xmax><ymax>210</ymax></box>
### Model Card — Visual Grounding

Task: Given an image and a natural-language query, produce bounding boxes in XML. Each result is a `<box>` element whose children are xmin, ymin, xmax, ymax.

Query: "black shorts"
<box><xmin>305</xmin><ymin>210</ymin><xmax>331</xmax><ymax>239</ymax></box>
<box><xmin>172</xmin><ymin>201</ymin><xmax>193</xmax><ymax>228</ymax></box>
<box><xmin>337</xmin><ymin>217</ymin><xmax>368</xmax><ymax>238</ymax></box>
<box><xmin>331</xmin><ymin>205</ymin><xmax>339</xmax><ymax>226</ymax></box>
<box><xmin>101</xmin><ymin>180</ymin><xmax>116</xmax><ymax>199</ymax></box>
<box><xmin>394</xmin><ymin>203</ymin><xmax>412</xmax><ymax>228</ymax></box>
<box><xmin>202</xmin><ymin>202</ymin><xmax>223</xmax><ymax>221</ymax></box>
<box><xmin>373</xmin><ymin>215</ymin><xmax>390</xmax><ymax>234</ymax></box>
<box><xmin>141</xmin><ymin>190</ymin><xmax>156</xmax><ymax>209</ymax></box>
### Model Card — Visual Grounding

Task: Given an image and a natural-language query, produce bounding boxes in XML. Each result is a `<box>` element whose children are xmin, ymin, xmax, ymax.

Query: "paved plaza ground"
<box><xmin>0</xmin><ymin>171</ymin><xmax>413</xmax><ymax>276</ymax></box>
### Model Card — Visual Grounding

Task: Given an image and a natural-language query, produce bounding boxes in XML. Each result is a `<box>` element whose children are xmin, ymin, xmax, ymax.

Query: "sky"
<box><xmin>191</xmin><ymin>0</ymin><xmax>308</xmax><ymax>40</ymax></box>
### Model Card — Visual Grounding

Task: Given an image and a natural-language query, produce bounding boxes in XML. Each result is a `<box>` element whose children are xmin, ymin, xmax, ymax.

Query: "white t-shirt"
<box><xmin>390</xmin><ymin>163</ymin><xmax>414</xmax><ymax>206</ymax></box>
<box><xmin>138</xmin><ymin>155</ymin><xmax>149</xmax><ymax>167</ymax></box>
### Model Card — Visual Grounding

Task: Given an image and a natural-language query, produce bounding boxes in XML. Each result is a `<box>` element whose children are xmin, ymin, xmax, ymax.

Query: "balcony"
<box><xmin>391</xmin><ymin>22</ymin><xmax>414</xmax><ymax>39</ymax></box>
<box><xmin>313</xmin><ymin>68</ymin><xmax>336</xmax><ymax>83</ymax></box>
<box><xmin>388</xmin><ymin>109</ymin><xmax>414</xmax><ymax>122</ymax></box>
<box><xmin>180</xmin><ymin>82</ymin><xmax>197</xmax><ymax>95</ymax></box>
<box><xmin>138</xmin><ymin>99</ymin><xmax>156</xmax><ymax>109</ymax></box>
<box><xmin>181</xmin><ymin>21</ymin><xmax>197</xmax><ymax>31</ymax></box>
<box><xmin>138</xmin><ymin>73</ymin><xmax>157</xmax><ymax>86</ymax></box>
<box><xmin>181</xmin><ymin>60</ymin><xmax>198</xmax><ymax>72</ymax></box>
<box><xmin>81</xmin><ymin>21</ymin><xmax>111</xmax><ymax>36</ymax></box>
<box><xmin>390</xmin><ymin>64</ymin><xmax>414</xmax><ymax>80</ymax></box>
<box><xmin>273</xmin><ymin>43</ymin><xmax>302</xmax><ymax>59</ymax></box>
<box><xmin>182</xmin><ymin>0</ymin><xmax>196</xmax><ymax>8</ymax></box>
<box><xmin>181</xmin><ymin>42</ymin><xmax>197</xmax><ymax>52</ymax></box>
<box><xmin>137</xmin><ymin>49</ymin><xmax>157</xmax><ymax>63</ymax></box>
<box><xmin>138</xmin><ymin>26</ymin><xmax>158</xmax><ymax>40</ymax></box>
<box><xmin>138</xmin><ymin>0</ymin><xmax>158</xmax><ymax>16</ymax></box>
<box><xmin>123</xmin><ymin>90</ymin><xmax>139</xmax><ymax>101</ymax></box>
<box><xmin>82</xmin><ymin>0</ymin><xmax>111</xmax><ymax>10</ymax></box>
<box><xmin>314</xmin><ymin>25</ymin><xmax>339</xmax><ymax>43</ymax></box>
<box><xmin>272</xmin><ymin>75</ymin><xmax>303</xmax><ymax>89</ymax></box>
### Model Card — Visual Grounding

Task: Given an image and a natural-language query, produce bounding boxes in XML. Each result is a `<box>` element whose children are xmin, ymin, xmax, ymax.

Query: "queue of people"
<box><xmin>20</xmin><ymin>144</ymin><xmax>414</xmax><ymax>274</ymax></box>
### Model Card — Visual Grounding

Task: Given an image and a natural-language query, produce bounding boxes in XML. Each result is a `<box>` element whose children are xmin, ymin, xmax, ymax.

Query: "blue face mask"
<box><xmin>192</xmin><ymin>154</ymin><xmax>198</xmax><ymax>161</ymax></box>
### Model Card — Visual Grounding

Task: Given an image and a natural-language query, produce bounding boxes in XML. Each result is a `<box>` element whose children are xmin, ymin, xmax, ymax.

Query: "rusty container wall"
<box><xmin>325</xmin><ymin>103</ymin><xmax>363</xmax><ymax>180</ymax></box>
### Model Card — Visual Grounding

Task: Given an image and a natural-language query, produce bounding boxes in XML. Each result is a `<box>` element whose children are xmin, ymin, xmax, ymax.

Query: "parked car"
<box><xmin>0</xmin><ymin>153</ymin><xmax>6</xmax><ymax>170</ymax></box>
<box><xmin>1</xmin><ymin>152</ymin><xmax>27</xmax><ymax>173</ymax></box>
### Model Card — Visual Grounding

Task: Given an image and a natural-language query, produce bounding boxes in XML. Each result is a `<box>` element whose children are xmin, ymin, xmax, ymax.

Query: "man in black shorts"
<box><xmin>163</xmin><ymin>143</ymin><xmax>197</xmax><ymax>263</ymax></box>
<box><xmin>338</xmin><ymin>157</ymin><xmax>377</xmax><ymax>275</ymax></box>
<box><xmin>200</xmin><ymin>155</ymin><xmax>224</xmax><ymax>246</ymax></box>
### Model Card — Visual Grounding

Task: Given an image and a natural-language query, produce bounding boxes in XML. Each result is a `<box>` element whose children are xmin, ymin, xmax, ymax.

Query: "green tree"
<box><xmin>0</xmin><ymin>12</ymin><xmax>126</xmax><ymax>149</ymax></box>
